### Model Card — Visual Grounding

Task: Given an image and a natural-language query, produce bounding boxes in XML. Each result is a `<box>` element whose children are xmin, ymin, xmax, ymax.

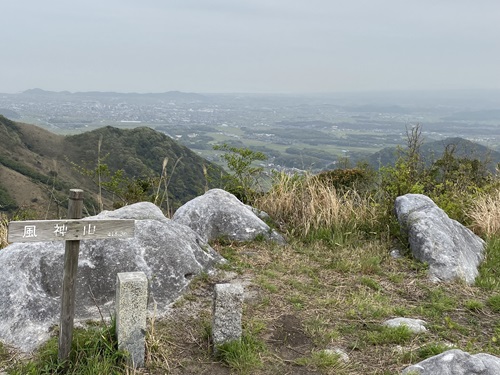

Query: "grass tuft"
<box><xmin>365</xmin><ymin>325</ymin><xmax>415</xmax><ymax>345</ymax></box>
<box><xmin>296</xmin><ymin>349</ymin><xmax>349</xmax><ymax>374</ymax></box>
<box><xmin>487</xmin><ymin>295</ymin><xmax>500</xmax><ymax>313</ymax></box>
<box><xmin>216</xmin><ymin>334</ymin><xmax>266</xmax><ymax>374</ymax></box>
<box><xmin>0</xmin><ymin>213</ymin><xmax>8</xmax><ymax>249</ymax></box>
<box><xmin>255</xmin><ymin>172</ymin><xmax>378</xmax><ymax>238</ymax></box>
<box><xmin>9</xmin><ymin>321</ymin><xmax>128</xmax><ymax>374</ymax></box>
<box><xmin>476</xmin><ymin>237</ymin><xmax>500</xmax><ymax>290</ymax></box>
<box><xmin>467</xmin><ymin>188</ymin><xmax>500</xmax><ymax>236</ymax></box>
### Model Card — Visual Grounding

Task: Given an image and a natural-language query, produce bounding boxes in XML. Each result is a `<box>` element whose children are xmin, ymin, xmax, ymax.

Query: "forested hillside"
<box><xmin>0</xmin><ymin>116</ymin><xmax>224</xmax><ymax>216</ymax></box>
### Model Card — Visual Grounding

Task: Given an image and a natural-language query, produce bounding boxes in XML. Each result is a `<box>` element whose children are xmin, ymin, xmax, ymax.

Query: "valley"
<box><xmin>2</xmin><ymin>89</ymin><xmax>500</xmax><ymax>173</ymax></box>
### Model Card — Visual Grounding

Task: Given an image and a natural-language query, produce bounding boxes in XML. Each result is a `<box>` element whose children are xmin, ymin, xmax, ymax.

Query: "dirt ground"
<box><xmin>144</xmin><ymin>270</ymin><xmax>323</xmax><ymax>375</ymax></box>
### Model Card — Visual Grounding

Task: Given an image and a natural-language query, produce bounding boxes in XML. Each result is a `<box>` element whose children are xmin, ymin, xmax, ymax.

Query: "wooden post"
<box><xmin>58</xmin><ymin>189</ymin><xmax>84</xmax><ymax>362</ymax></box>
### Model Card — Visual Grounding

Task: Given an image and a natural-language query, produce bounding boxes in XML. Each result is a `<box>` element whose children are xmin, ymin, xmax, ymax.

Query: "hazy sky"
<box><xmin>2</xmin><ymin>0</ymin><xmax>500</xmax><ymax>94</ymax></box>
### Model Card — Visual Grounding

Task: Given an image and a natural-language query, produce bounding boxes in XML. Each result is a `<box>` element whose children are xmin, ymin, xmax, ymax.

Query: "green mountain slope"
<box><xmin>0</xmin><ymin>116</ymin><xmax>223</xmax><ymax>216</ymax></box>
<box><xmin>365</xmin><ymin>137</ymin><xmax>500</xmax><ymax>171</ymax></box>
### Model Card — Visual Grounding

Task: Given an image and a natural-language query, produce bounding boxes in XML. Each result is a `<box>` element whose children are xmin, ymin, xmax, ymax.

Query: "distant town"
<box><xmin>1</xmin><ymin>89</ymin><xmax>499</xmax><ymax>172</ymax></box>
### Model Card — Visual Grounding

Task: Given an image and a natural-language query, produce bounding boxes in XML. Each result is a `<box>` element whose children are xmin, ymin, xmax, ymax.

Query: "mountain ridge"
<box><xmin>19</xmin><ymin>88</ymin><xmax>207</xmax><ymax>102</ymax></box>
<box><xmin>0</xmin><ymin>116</ymin><xmax>223</xmax><ymax>216</ymax></box>
<box><xmin>364</xmin><ymin>136</ymin><xmax>500</xmax><ymax>171</ymax></box>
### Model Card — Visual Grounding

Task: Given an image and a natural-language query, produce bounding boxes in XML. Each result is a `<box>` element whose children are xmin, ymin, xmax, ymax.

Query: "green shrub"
<box><xmin>314</xmin><ymin>167</ymin><xmax>373</xmax><ymax>191</ymax></box>
<box><xmin>377</xmin><ymin>124</ymin><xmax>497</xmax><ymax>228</ymax></box>
<box><xmin>213</xmin><ymin>143</ymin><xmax>267</xmax><ymax>204</ymax></box>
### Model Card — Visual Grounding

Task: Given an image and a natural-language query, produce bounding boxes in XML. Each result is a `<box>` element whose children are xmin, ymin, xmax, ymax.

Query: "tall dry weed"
<box><xmin>0</xmin><ymin>213</ymin><xmax>8</xmax><ymax>249</ymax></box>
<box><xmin>255</xmin><ymin>172</ymin><xmax>378</xmax><ymax>237</ymax></box>
<box><xmin>467</xmin><ymin>188</ymin><xmax>500</xmax><ymax>237</ymax></box>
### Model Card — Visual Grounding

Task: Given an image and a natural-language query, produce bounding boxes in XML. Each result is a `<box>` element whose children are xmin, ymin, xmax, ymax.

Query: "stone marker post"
<box><xmin>212</xmin><ymin>283</ymin><xmax>244</xmax><ymax>349</ymax></box>
<box><xmin>116</xmin><ymin>272</ymin><xmax>148</xmax><ymax>368</ymax></box>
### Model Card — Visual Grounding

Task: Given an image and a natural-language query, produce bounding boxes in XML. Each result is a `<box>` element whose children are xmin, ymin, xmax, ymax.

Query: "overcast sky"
<box><xmin>2</xmin><ymin>0</ymin><xmax>500</xmax><ymax>94</ymax></box>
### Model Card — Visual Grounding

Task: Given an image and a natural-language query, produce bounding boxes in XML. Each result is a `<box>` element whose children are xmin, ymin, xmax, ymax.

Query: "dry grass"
<box><xmin>0</xmin><ymin>213</ymin><xmax>8</xmax><ymax>249</ymax></box>
<box><xmin>255</xmin><ymin>172</ymin><xmax>378</xmax><ymax>237</ymax></box>
<box><xmin>467</xmin><ymin>188</ymin><xmax>500</xmax><ymax>236</ymax></box>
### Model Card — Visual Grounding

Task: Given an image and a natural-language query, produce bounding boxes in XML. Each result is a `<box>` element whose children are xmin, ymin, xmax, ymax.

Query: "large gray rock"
<box><xmin>0</xmin><ymin>202</ymin><xmax>223</xmax><ymax>352</ymax></box>
<box><xmin>172</xmin><ymin>189</ymin><xmax>285</xmax><ymax>244</ymax></box>
<box><xmin>395</xmin><ymin>194</ymin><xmax>485</xmax><ymax>284</ymax></box>
<box><xmin>402</xmin><ymin>349</ymin><xmax>500</xmax><ymax>374</ymax></box>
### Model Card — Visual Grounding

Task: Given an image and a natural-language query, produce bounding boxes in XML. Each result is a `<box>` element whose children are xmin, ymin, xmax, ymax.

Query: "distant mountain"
<box><xmin>0</xmin><ymin>115</ymin><xmax>223</xmax><ymax>216</ymax></box>
<box><xmin>342</xmin><ymin>104</ymin><xmax>408</xmax><ymax>114</ymax></box>
<box><xmin>442</xmin><ymin>109</ymin><xmax>500</xmax><ymax>121</ymax></box>
<box><xmin>19</xmin><ymin>88</ymin><xmax>207</xmax><ymax>102</ymax></box>
<box><xmin>365</xmin><ymin>137</ymin><xmax>500</xmax><ymax>171</ymax></box>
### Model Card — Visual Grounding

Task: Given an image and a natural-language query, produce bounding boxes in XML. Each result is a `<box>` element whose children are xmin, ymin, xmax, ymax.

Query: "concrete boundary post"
<box><xmin>116</xmin><ymin>272</ymin><xmax>148</xmax><ymax>368</ymax></box>
<box><xmin>212</xmin><ymin>283</ymin><xmax>244</xmax><ymax>349</ymax></box>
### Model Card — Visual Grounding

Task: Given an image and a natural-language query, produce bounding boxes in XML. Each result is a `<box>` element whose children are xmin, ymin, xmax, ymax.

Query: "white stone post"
<box><xmin>116</xmin><ymin>272</ymin><xmax>148</xmax><ymax>368</ymax></box>
<box><xmin>212</xmin><ymin>283</ymin><xmax>244</xmax><ymax>349</ymax></box>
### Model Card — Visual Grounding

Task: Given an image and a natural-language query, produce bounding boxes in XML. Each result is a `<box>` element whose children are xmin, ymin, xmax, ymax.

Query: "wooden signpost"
<box><xmin>7</xmin><ymin>189</ymin><xmax>135</xmax><ymax>362</ymax></box>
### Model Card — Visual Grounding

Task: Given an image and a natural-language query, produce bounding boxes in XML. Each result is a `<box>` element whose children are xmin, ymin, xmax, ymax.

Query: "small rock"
<box><xmin>383</xmin><ymin>317</ymin><xmax>427</xmax><ymax>333</ymax></box>
<box><xmin>390</xmin><ymin>249</ymin><xmax>403</xmax><ymax>258</ymax></box>
<box><xmin>324</xmin><ymin>348</ymin><xmax>349</xmax><ymax>362</ymax></box>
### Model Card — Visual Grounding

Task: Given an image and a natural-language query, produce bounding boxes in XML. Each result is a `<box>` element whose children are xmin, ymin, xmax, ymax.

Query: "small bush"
<box><xmin>313</xmin><ymin>167</ymin><xmax>372</xmax><ymax>191</ymax></box>
<box><xmin>213</xmin><ymin>143</ymin><xmax>267</xmax><ymax>204</ymax></box>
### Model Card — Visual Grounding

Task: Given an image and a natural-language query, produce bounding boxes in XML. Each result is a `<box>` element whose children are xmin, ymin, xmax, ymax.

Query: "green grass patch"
<box><xmin>365</xmin><ymin>325</ymin><xmax>414</xmax><ymax>345</ymax></box>
<box><xmin>476</xmin><ymin>237</ymin><xmax>500</xmax><ymax>290</ymax></box>
<box><xmin>403</xmin><ymin>342</ymin><xmax>453</xmax><ymax>363</ymax></box>
<box><xmin>419</xmin><ymin>287</ymin><xmax>459</xmax><ymax>319</ymax></box>
<box><xmin>464</xmin><ymin>299</ymin><xmax>484</xmax><ymax>312</ymax></box>
<box><xmin>487</xmin><ymin>294</ymin><xmax>500</xmax><ymax>312</ymax></box>
<box><xmin>216</xmin><ymin>334</ymin><xmax>266</xmax><ymax>374</ymax></box>
<box><xmin>295</xmin><ymin>350</ymin><xmax>349</xmax><ymax>373</ymax></box>
<box><xmin>360</xmin><ymin>276</ymin><xmax>383</xmax><ymax>291</ymax></box>
<box><xmin>417</xmin><ymin>342</ymin><xmax>453</xmax><ymax>359</ymax></box>
<box><xmin>10</xmin><ymin>322</ymin><xmax>128</xmax><ymax>374</ymax></box>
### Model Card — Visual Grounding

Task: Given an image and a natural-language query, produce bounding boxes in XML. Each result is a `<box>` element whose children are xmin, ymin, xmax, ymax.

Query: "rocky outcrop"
<box><xmin>0</xmin><ymin>202</ymin><xmax>223</xmax><ymax>352</ymax></box>
<box><xmin>402</xmin><ymin>349</ymin><xmax>500</xmax><ymax>374</ymax></box>
<box><xmin>172</xmin><ymin>189</ymin><xmax>285</xmax><ymax>244</ymax></box>
<box><xmin>395</xmin><ymin>194</ymin><xmax>485</xmax><ymax>284</ymax></box>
